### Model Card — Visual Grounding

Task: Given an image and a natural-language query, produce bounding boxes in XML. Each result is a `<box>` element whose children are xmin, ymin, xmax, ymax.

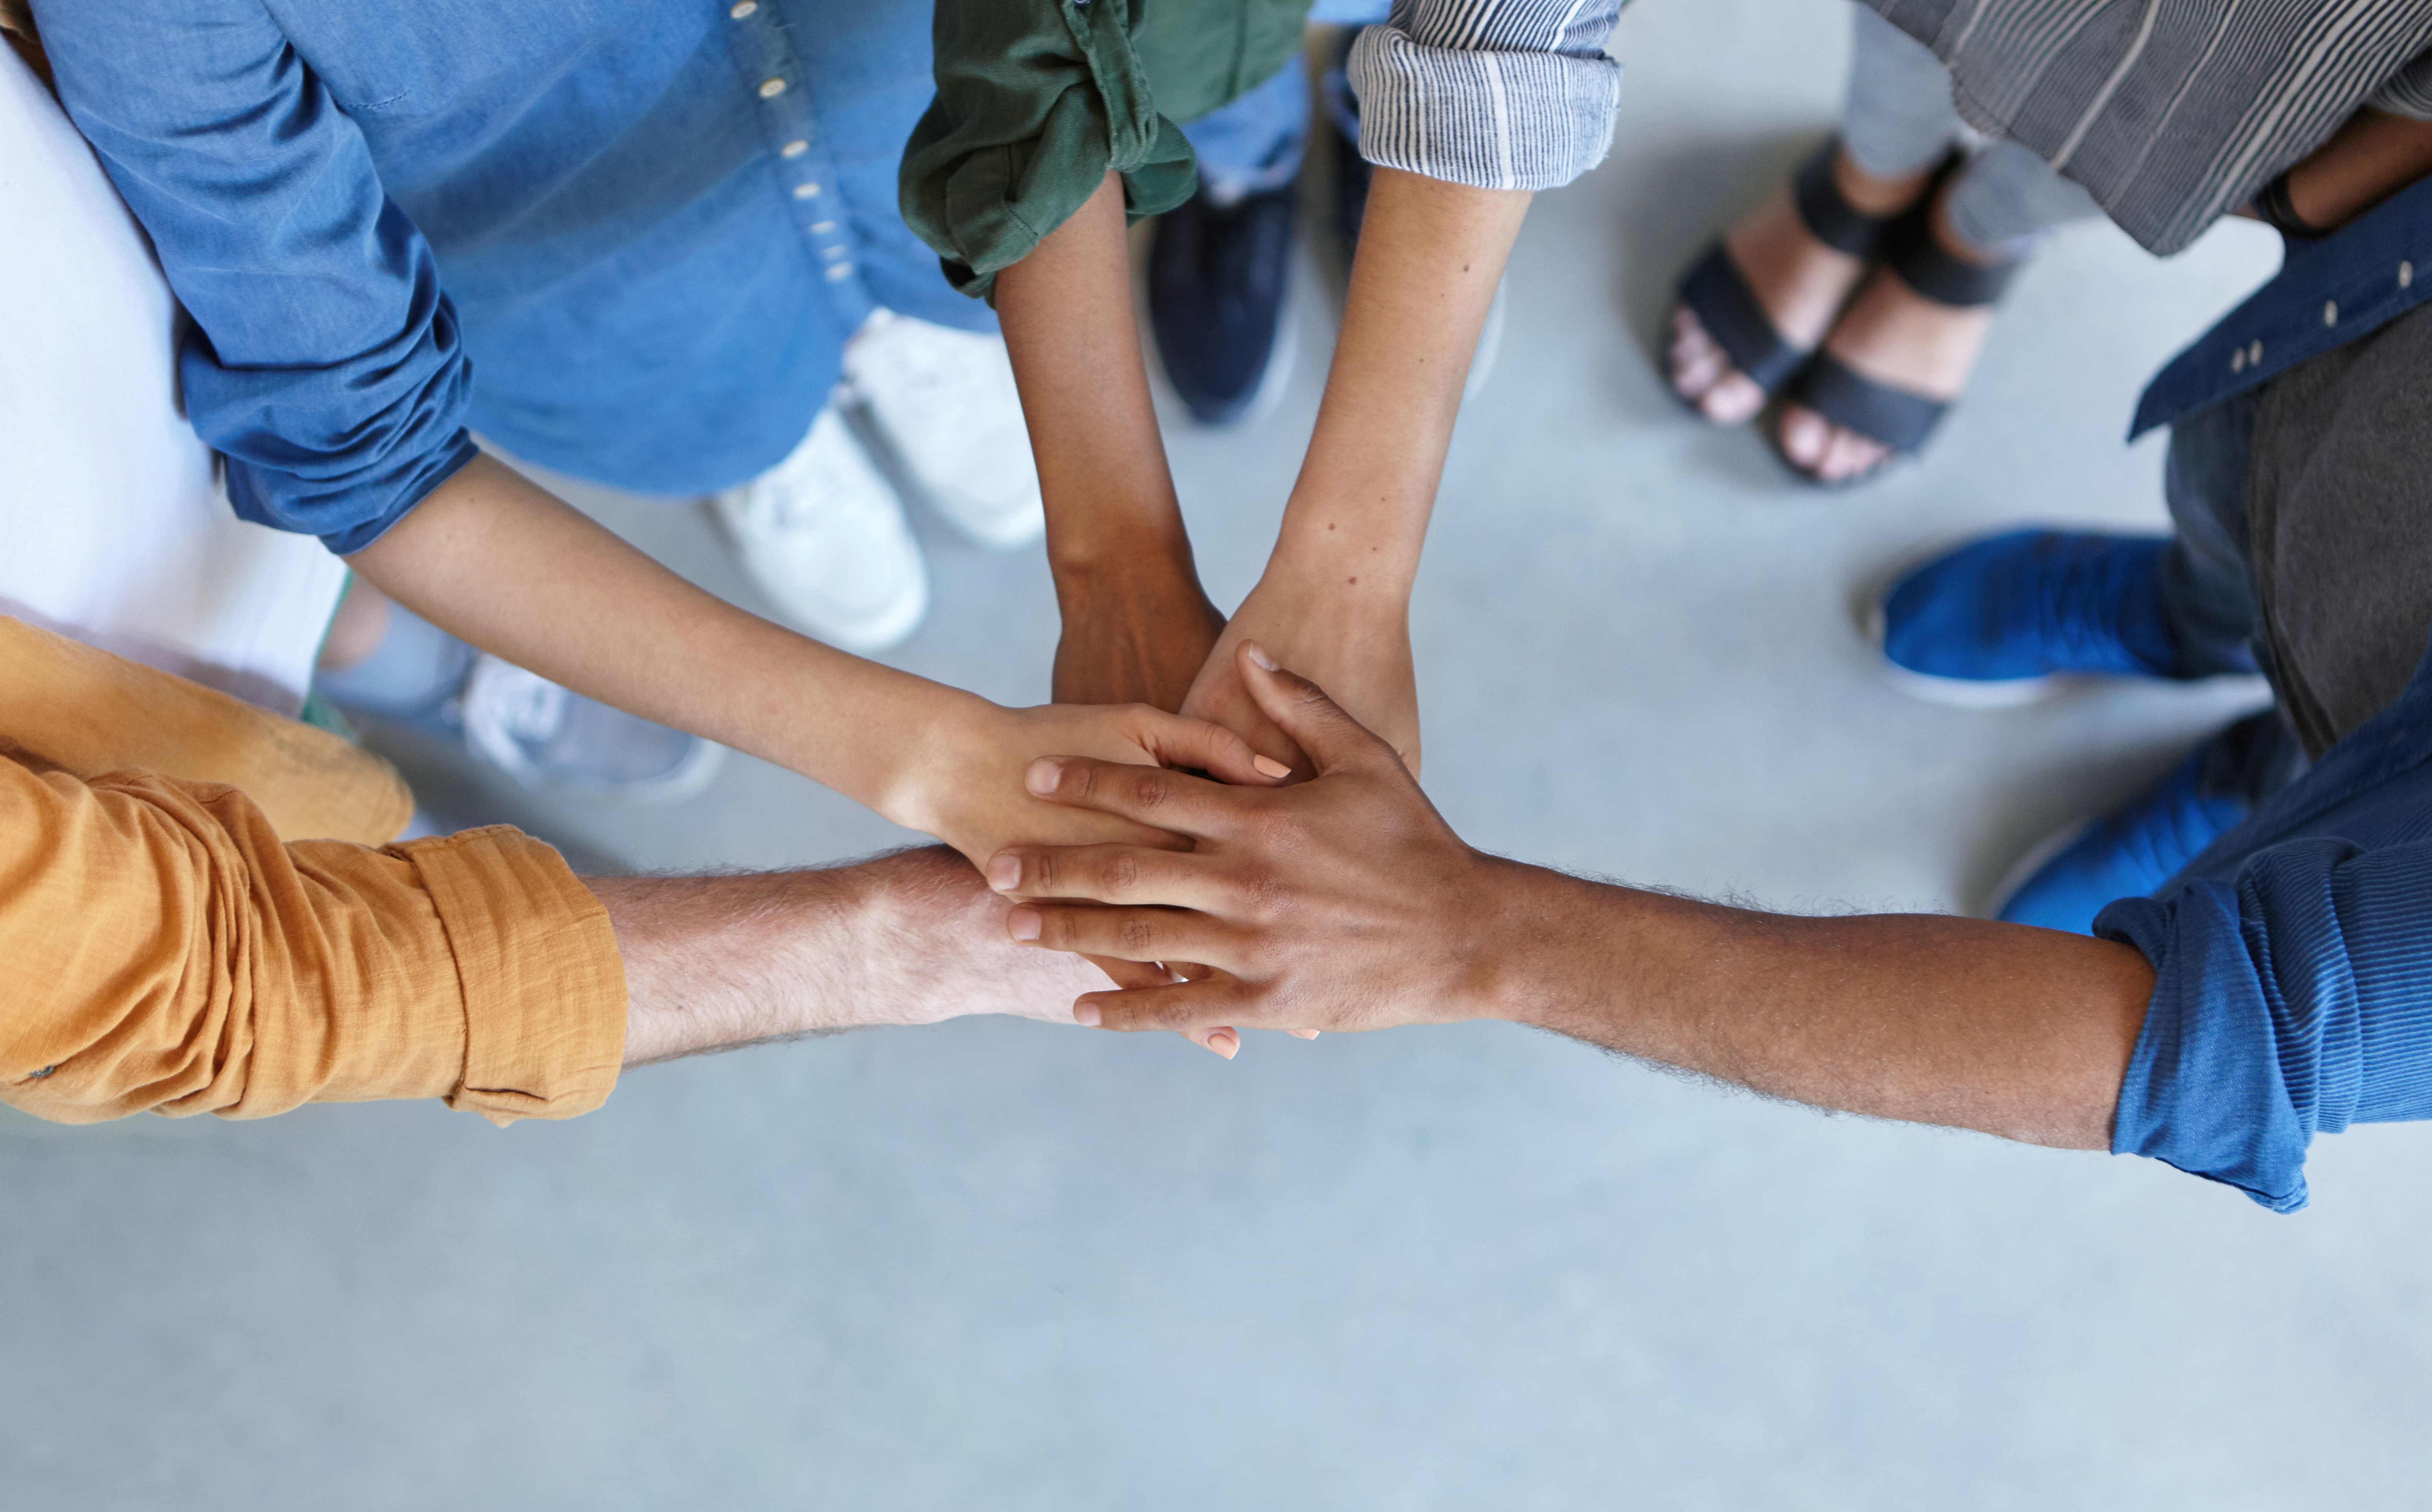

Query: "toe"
<box><xmin>1777</xmin><ymin>405</ymin><xmax>1830</xmax><ymax>469</ymax></box>
<box><xmin>1669</xmin><ymin>310</ymin><xmax>1719</xmax><ymax>397</ymax></box>
<box><xmin>1698</xmin><ymin>371</ymin><xmax>1764</xmax><ymax>425</ymax></box>
<box><xmin>1820</xmin><ymin>427</ymin><xmax>1889</xmax><ymax>483</ymax></box>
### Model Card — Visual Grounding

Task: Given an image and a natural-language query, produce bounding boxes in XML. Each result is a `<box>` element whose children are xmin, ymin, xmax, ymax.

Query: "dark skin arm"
<box><xmin>2269</xmin><ymin>106</ymin><xmax>2432</xmax><ymax>231</ymax></box>
<box><xmin>983</xmin><ymin>647</ymin><xmax>2151</xmax><ymax>1151</ymax></box>
<box><xmin>994</xmin><ymin>172</ymin><xmax>1225</xmax><ymax>711</ymax></box>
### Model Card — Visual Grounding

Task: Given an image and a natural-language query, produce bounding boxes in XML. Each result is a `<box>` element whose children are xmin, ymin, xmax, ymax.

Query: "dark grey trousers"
<box><xmin>2157</xmin><ymin>302</ymin><xmax>2432</xmax><ymax>795</ymax></box>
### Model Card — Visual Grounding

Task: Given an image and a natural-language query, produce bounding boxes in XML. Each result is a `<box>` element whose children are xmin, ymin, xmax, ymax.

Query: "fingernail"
<box><xmin>1007</xmin><ymin>907</ymin><xmax>1041</xmax><ymax>941</ymax></box>
<box><xmin>1291</xmin><ymin>1028</ymin><xmax>1321</xmax><ymax>1039</ymax></box>
<box><xmin>1252</xmin><ymin>754</ymin><xmax>1291</xmax><ymax>780</ymax></box>
<box><xmin>1073</xmin><ymin>1001</ymin><xmax>1102</xmax><ymax>1027</ymax></box>
<box><xmin>1024</xmin><ymin>758</ymin><xmax>1061</xmax><ymax>796</ymax></box>
<box><xmin>986</xmin><ymin>854</ymin><xmax>1021</xmax><ymax>891</ymax></box>
<box><xmin>1244</xmin><ymin>642</ymin><xmax>1278</xmax><ymax>671</ymax></box>
<box><xmin>1207</xmin><ymin>1029</ymin><xmax>1239</xmax><ymax>1059</ymax></box>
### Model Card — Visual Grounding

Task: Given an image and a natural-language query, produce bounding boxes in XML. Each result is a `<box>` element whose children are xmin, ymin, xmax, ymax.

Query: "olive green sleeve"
<box><xmin>901</xmin><ymin>0</ymin><xmax>1198</xmax><ymax>302</ymax></box>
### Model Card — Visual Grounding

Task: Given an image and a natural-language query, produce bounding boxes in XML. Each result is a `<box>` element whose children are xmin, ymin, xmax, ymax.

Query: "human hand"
<box><xmin>1051</xmin><ymin>554</ymin><xmax>1227</xmax><ymax>710</ymax></box>
<box><xmin>894</xmin><ymin>695</ymin><xmax>1292</xmax><ymax>874</ymax></box>
<box><xmin>986</xmin><ymin>644</ymin><xmax>1514</xmax><ymax>1044</ymax></box>
<box><xmin>1180</xmin><ymin>569</ymin><xmax>1420</xmax><ymax>777</ymax></box>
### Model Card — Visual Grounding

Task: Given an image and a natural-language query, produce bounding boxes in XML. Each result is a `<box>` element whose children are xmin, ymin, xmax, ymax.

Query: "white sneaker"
<box><xmin>842</xmin><ymin>309</ymin><xmax>1046</xmax><ymax>550</ymax></box>
<box><xmin>460</xmin><ymin>655</ymin><xmax>726</xmax><ymax>806</ymax></box>
<box><xmin>712</xmin><ymin>403</ymin><xmax>928</xmax><ymax>652</ymax></box>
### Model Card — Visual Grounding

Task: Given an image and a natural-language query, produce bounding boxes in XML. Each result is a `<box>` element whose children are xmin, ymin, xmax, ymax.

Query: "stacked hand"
<box><xmin>986</xmin><ymin>644</ymin><xmax>1500</xmax><ymax>1048</ymax></box>
<box><xmin>897</xmin><ymin>694</ymin><xmax>1291</xmax><ymax>875</ymax></box>
<box><xmin>1052</xmin><ymin>550</ymin><xmax>1422</xmax><ymax>776</ymax></box>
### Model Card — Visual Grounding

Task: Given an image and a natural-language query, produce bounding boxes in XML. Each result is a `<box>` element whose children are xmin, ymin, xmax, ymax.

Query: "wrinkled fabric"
<box><xmin>32</xmin><ymin>0</ymin><xmax>978</xmax><ymax>552</ymax></box>
<box><xmin>0</xmin><ymin>621</ymin><xmax>623</xmax><ymax>1127</ymax></box>
<box><xmin>903</xmin><ymin>0</ymin><xmax>1622</xmax><ymax>299</ymax></box>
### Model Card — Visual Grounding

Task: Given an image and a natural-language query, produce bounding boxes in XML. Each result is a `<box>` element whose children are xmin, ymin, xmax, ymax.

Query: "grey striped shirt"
<box><xmin>1349</xmin><ymin>0</ymin><xmax>2432</xmax><ymax>255</ymax></box>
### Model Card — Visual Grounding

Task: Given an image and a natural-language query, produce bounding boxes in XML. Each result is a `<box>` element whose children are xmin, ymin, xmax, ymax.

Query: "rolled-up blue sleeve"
<box><xmin>1346</xmin><ymin>0</ymin><xmax>1625</xmax><ymax>192</ymax></box>
<box><xmin>32</xmin><ymin>0</ymin><xmax>477</xmax><ymax>555</ymax></box>
<box><xmin>2098</xmin><ymin>837</ymin><xmax>2432</xmax><ymax>1212</ymax></box>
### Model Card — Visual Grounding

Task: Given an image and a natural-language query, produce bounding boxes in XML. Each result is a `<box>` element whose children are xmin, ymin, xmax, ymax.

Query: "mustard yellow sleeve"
<box><xmin>0</xmin><ymin>756</ymin><xmax>624</xmax><ymax>1126</ymax></box>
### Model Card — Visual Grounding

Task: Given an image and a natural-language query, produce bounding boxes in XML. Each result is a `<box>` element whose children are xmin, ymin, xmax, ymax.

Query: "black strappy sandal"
<box><xmin>1775</xmin><ymin>207</ymin><xmax>2022</xmax><ymax>486</ymax></box>
<box><xmin>1667</xmin><ymin>138</ymin><xmax>1908</xmax><ymax>412</ymax></box>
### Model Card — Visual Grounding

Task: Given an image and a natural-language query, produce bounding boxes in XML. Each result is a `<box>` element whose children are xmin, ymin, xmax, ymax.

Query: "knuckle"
<box><xmin>1064</xmin><ymin>762</ymin><xmax>1097</xmax><ymax>802</ymax></box>
<box><xmin>1118</xmin><ymin>913</ymin><xmax>1161</xmax><ymax>955</ymax></box>
<box><xmin>1104</xmin><ymin>850</ymin><xmax>1144</xmax><ymax>897</ymax></box>
<box><xmin>1129</xmin><ymin>768</ymin><xmax>1172</xmax><ymax>812</ymax></box>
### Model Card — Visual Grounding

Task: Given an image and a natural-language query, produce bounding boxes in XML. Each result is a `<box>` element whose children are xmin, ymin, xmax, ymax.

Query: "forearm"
<box><xmin>605</xmin><ymin>846</ymin><xmax>1104</xmax><ymax>1065</ymax></box>
<box><xmin>1267</xmin><ymin>169</ymin><xmax>1530</xmax><ymax>598</ymax></box>
<box><xmin>1483</xmin><ymin>867</ymin><xmax>2153</xmax><ymax>1149</ymax></box>
<box><xmin>2283</xmin><ymin>108</ymin><xmax>2432</xmax><ymax>230</ymax></box>
<box><xmin>995</xmin><ymin>171</ymin><xmax>1191</xmax><ymax>576</ymax></box>
<box><xmin>348</xmin><ymin>455</ymin><xmax>978</xmax><ymax>824</ymax></box>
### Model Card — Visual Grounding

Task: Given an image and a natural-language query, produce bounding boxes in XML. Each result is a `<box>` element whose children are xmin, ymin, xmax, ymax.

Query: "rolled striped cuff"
<box><xmin>2369</xmin><ymin>48</ymin><xmax>2432</xmax><ymax>120</ymax></box>
<box><xmin>1346</xmin><ymin>2</ymin><xmax>1623</xmax><ymax>192</ymax></box>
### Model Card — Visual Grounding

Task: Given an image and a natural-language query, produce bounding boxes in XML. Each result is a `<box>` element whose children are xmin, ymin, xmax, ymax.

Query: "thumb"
<box><xmin>1235</xmin><ymin>642</ymin><xmax>1392</xmax><ymax>776</ymax></box>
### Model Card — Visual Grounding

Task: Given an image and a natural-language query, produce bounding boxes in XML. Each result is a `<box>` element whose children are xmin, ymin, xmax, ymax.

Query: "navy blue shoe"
<box><xmin>1322</xmin><ymin>33</ymin><xmax>1369</xmax><ymax>277</ymax></box>
<box><xmin>1994</xmin><ymin>711</ymin><xmax>2298</xmax><ymax>933</ymax></box>
<box><xmin>1874</xmin><ymin>530</ymin><xmax>2188</xmax><ymax>706</ymax></box>
<box><xmin>1148</xmin><ymin>181</ymin><xmax>1298</xmax><ymax>426</ymax></box>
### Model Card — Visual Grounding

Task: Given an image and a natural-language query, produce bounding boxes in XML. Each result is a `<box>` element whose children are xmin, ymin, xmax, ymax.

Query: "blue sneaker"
<box><xmin>1874</xmin><ymin>530</ymin><xmax>2185</xmax><ymax>706</ymax></box>
<box><xmin>1993</xmin><ymin>713</ymin><xmax>2294</xmax><ymax>933</ymax></box>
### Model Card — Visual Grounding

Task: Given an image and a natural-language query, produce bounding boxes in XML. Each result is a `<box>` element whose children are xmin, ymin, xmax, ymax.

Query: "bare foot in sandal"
<box><xmin>1776</xmin><ymin>184</ymin><xmax>2016</xmax><ymax>484</ymax></box>
<box><xmin>1669</xmin><ymin>145</ymin><xmax>1934</xmax><ymax>424</ymax></box>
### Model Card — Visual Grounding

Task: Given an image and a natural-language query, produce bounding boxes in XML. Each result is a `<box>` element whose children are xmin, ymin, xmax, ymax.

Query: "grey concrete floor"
<box><xmin>10</xmin><ymin>0</ymin><xmax>2431</xmax><ymax>1506</ymax></box>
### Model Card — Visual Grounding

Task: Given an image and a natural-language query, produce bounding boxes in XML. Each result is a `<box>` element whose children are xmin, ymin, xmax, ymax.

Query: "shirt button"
<box><xmin>809</xmin><ymin>220</ymin><xmax>838</xmax><ymax>233</ymax></box>
<box><xmin>2248</xmin><ymin>339</ymin><xmax>2263</xmax><ymax>365</ymax></box>
<box><xmin>2403</xmin><ymin>261</ymin><xmax>2416</xmax><ymax>289</ymax></box>
<box><xmin>758</xmin><ymin>77</ymin><xmax>786</xmax><ymax>99</ymax></box>
<box><xmin>729</xmin><ymin>0</ymin><xmax>757</xmax><ymax>16</ymax></box>
<box><xmin>793</xmin><ymin>182</ymin><xmax>822</xmax><ymax>199</ymax></box>
<box><xmin>781</xmin><ymin>139</ymin><xmax>809</xmax><ymax>159</ymax></box>
<box><xmin>825</xmin><ymin>262</ymin><xmax>855</xmax><ymax>281</ymax></box>
<box><xmin>2324</xmin><ymin>300</ymin><xmax>2338</xmax><ymax>326</ymax></box>
<box><xmin>2231</xmin><ymin>348</ymin><xmax>2246</xmax><ymax>374</ymax></box>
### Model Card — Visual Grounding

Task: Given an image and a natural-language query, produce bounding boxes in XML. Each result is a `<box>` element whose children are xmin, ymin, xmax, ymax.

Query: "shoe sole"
<box><xmin>537</xmin><ymin>737</ymin><xmax>730</xmax><ymax>809</ymax></box>
<box><xmin>1983</xmin><ymin>814</ymin><xmax>2093</xmax><ymax>922</ymax></box>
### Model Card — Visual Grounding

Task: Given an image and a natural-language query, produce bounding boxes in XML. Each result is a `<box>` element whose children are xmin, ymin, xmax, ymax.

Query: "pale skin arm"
<box><xmin>602</xmin><ymin>845</ymin><xmax>1108</xmax><ymax>1066</ymax></box>
<box><xmin>347</xmin><ymin>456</ymin><xmax>1286</xmax><ymax>868</ymax></box>
<box><xmin>995</xmin><ymin>172</ymin><xmax>1226</xmax><ymax>711</ymax></box>
<box><xmin>987</xmin><ymin>648</ymin><xmax>2151</xmax><ymax>1150</ymax></box>
<box><xmin>1180</xmin><ymin>170</ymin><xmax>1533</xmax><ymax>773</ymax></box>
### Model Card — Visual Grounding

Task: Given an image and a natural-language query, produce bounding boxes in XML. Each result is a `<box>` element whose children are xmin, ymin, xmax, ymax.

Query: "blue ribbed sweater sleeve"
<box><xmin>33</xmin><ymin>0</ymin><xmax>478</xmax><ymax>555</ymax></box>
<box><xmin>2098</xmin><ymin>836</ymin><xmax>2432</xmax><ymax>1212</ymax></box>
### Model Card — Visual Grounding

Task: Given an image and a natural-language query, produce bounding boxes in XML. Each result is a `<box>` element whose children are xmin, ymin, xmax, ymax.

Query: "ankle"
<box><xmin>1832</xmin><ymin>149</ymin><xmax>1932</xmax><ymax>218</ymax></box>
<box><xmin>1928</xmin><ymin>188</ymin><xmax>2022</xmax><ymax>268</ymax></box>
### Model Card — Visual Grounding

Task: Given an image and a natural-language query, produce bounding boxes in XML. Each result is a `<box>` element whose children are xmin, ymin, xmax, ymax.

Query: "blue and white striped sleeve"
<box><xmin>1345</xmin><ymin>0</ymin><xmax>1625</xmax><ymax>192</ymax></box>
<box><xmin>2368</xmin><ymin>48</ymin><xmax>2432</xmax><ymax>121</ymax></box>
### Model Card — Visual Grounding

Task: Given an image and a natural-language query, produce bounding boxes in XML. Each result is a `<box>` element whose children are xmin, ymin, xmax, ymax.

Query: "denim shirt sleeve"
<box><xmin>2099</xmin><ymin>836</ymin><xmax>2432</xmax><ymax>1212</ymax></box>
<box><xmin>32</xmin><ymin>0</ymin><xmax>477</xmax><ymax>555</ymax></box>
